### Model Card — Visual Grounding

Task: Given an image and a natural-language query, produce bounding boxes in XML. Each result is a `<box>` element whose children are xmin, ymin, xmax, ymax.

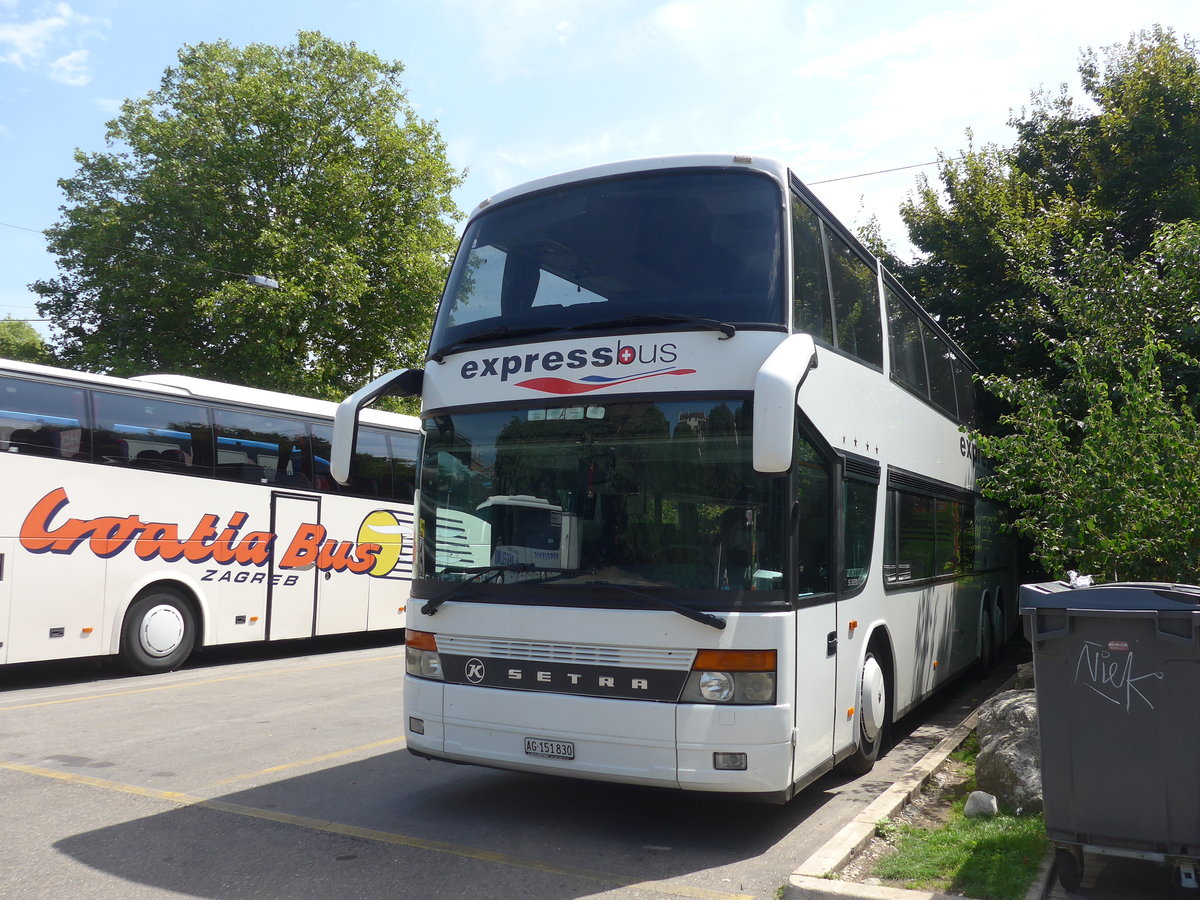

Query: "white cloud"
<box><xmin>0</xmin><ymin>2</ymin><xmax>100</xmax><ymax>84</ymax></box>
<box><xmin>48</xmin><ymin>46</ymin><xmax>88</xmax><ymax>84</ymax></box>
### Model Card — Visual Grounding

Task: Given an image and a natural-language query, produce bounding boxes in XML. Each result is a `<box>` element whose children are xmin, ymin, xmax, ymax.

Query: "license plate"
<box><xmin>524</xmin><ymin>736</ymin><xmax>575</xmax><ymax>760</ymax></box>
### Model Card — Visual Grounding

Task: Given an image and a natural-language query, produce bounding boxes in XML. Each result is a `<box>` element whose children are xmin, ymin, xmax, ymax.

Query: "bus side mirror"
<box><xmin>752</xmin><ymin>335</ymin><xmax>817</xmax><ymax>474</ymax></box>
<box><xmin>331</xmin><ymin>368</ymin><xmax>424</xmax><ymax>485</ymax></box>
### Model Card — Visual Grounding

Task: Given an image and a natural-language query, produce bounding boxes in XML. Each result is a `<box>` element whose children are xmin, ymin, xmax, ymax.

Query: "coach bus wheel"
<box><xmin>843</xmin><ymin>649</ymin><xmax>889</xmax><ymax>776</ymax></box>
<box><xmin>119</xmin><ymin>587</ymin><xmax>197</xmax><ymax>675</ymax></box>
<box><xmin>977</xmin><ymin>603</ymin><xmax>996</xmax><ymax>675</ymax></box>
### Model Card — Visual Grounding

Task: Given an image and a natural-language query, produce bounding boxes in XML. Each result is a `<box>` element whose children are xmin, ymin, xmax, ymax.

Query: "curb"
<box><xmin>786</xmin><ymin>676</ymin><xmax>1053</xmax><ymax>900</ymax></box>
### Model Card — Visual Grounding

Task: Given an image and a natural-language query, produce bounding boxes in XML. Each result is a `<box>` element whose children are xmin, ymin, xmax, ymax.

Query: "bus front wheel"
<box><xmin>843</xmin><ymin>649</ymin><xmax>890</xmax><ymax>776</ymax></box>
<box><xmin>119</xmin><ymin>587</ymin><xmax>197</xmax><ymax>675</ymax></box>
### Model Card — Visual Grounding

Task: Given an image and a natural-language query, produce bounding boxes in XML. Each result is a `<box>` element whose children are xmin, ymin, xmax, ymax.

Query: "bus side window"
<box><xmin>0</xmin><ymin>375</ymin><xmax>90</xmax><ymax>460</ymax></box>
<box><xmin>791</xmin><ymin>195</ymin><xmax>833</xmax><ymax>344</ymax></box>
<box><xmin>795</xmin><ymin>435</ymin><xmax>830</xmax><ymax>596</ymax></box>
<box><xmin>351</xmin><ymin>429</ymin><xmax>393</xmax><ymax>499</ymax></box>
<box><xmin>390</xmin><ymin>432</ymin><xmax>418</xmax><ymax>503</ymax></box>
<box><xmin>842</xmin><ymin>478</ymin><xmax>877</xmax><ymax>592</ymax></box>
<box><xmin>886</xmin><ymin>286</ymin><xmax>929</xmax><ymax>398</ymax></box>
<box><xmin>826</xmin><ymin>229</ymin><xmax>883</xmax><ymax>367</ymax></box>
<box><xmin>93</xmin><ymin>391</ymin><xmax>212</xmax><ymax>475</ymax></box>
<box><xmin>213</xmin><ymin>409</ymin><xmax>308</xmax><ymax>486</ymax></box>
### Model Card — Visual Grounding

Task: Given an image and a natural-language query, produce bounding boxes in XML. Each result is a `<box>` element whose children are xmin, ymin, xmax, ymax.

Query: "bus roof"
<box><xmin>470</xmin><ymin>153</ymin><xmax>791</xmax><ymax>218</ymax></box>
<box><xmin>0</xmin><ymin>358</ymin><xmax>419</xmax><ymax>431</ymax></box>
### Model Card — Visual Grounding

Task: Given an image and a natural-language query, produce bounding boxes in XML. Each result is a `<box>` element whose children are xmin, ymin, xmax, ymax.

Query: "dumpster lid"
<box><xmin>1020</xmin><ymin>580</ymin><xmax>1200</xmax><ymax>613</ymax></box>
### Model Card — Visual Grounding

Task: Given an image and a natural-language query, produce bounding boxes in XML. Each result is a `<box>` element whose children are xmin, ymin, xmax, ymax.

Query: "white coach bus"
<box><xmin>0</xmin><ymin>359</ymin><xmax>418</xmax><ymax>674</ymax></box>
<box><xmin>333</xmin><ymin>154</ymin><xmax>1015</xmax><ymax>801</ymax></box>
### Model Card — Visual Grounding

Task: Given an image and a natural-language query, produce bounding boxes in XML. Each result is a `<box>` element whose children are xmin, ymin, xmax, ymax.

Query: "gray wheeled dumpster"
<box><xmin>1021</xmin><ymin>580</ymin><xmax>1200</xmax><ymax>891</ymax></box>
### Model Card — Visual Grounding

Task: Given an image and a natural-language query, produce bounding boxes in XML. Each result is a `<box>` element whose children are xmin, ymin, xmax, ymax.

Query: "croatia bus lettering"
<box><xmin>19</xmin><ymin>487</ymin><xmax>388</xmax><ymax>575</ymax></box>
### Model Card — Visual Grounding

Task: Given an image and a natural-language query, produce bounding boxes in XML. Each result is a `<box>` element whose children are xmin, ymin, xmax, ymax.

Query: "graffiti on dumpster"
<box><xmin>1074</xmin><ymin>640</ymin><xmax>1164</xmax><ymax>712</ymax></box>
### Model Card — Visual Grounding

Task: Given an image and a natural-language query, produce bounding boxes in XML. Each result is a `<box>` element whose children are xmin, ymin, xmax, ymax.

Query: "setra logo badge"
<box><xmin>464</xmin><ymin>658</ymin><xmax>486</xmax><ymax>684</ymax></box>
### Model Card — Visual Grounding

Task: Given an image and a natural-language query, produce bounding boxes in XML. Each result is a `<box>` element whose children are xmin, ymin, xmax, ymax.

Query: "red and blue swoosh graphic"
<box><xmin>516</xmin><ymin>366</ymin><xmax>696</xmax><ymax>395</ymax></box>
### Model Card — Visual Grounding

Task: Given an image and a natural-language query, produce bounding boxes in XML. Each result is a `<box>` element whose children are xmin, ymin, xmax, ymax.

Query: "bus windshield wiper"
<box><xmin>420</xmin><ymin>564</ymin><xmax>580</xmax><ymax>615</ymax></box>
<box><xmin>569</xmin><ymin>314</ymin><xmax>736</xmax><ymax>339</ymax></box>
<box><xmin>428</xmin><ymin>325</ymin><xmax>571</xmax><ymax>363</ymax></box>
<box><xmin>586</xmin><ymin>581</ymin><xmax>726</xmax><ymax>630</ymax></box>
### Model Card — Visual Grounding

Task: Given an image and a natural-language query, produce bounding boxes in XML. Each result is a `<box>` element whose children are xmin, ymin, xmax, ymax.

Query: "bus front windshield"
<box><xmin>428</xmin><ymin>170</ymin><xmax>784</xmax><ymax>359</ymax></box>
<box><xmin>417</xmin><ymin>398</ymin><xmax>789</xmax><ymax>611</ymax></box>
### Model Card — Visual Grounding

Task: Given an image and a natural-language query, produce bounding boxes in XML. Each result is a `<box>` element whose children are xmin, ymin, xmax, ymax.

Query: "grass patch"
<box><xmin>866</xmin><ymin>731</ymin><xmax>1049</xmax><ymax>900</ymax></box>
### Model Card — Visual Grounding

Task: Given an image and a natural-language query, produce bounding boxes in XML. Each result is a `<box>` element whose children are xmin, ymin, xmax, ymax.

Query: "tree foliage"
<box><xmin>33</xmin><ymin>31</ymin><xmax>462</xmax><ymax>399</ymax></box>
<box><xmin>900</xmin><ymin>27</ymin><xmax>1200</xmax><ymax>414</ymax></box>
<box><xmin>898</xmin><ymin>27</ymin><xmax>1200</xmax><ymax>581</ymax></box>
<box><xmin>977</xmin><ymin>225</ymin><xmax>1200</xmax><ymax>582</ymax></box>
<box><xmin>0</xmin><ymin>317</ymin><xmax>52</xmax><ymax>364</ymax></box>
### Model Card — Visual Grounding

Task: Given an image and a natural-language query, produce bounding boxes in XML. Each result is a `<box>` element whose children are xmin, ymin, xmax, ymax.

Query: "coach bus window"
<box><xmin>885</xmin><ymin>285</ymin><xmax>929</xmax><ymax>398</ymax></box>
<box><xmin>0</xmin><ymin>375</ymin><xmax>90</xmax><ymax>459</ymax></box>
<box><xmin>842</xmin><ymin>478</ymin><xmax>877</xmax><ymax>592</ymax></box>
<box><xmin>924</xmin><ymin>326</ymin><xmax>958</xmax><ymax>419</ymax></box>
<box><xmin>795</xmin><ymin>436</ymin><xmax>830</xmax><ymax>597</ymax></box>
<box><xmin>886</xmin><ymin>489</ymin><xmax>935</xmax><ymax>582</ymax></box>
<box><xmin>351</xmin><ymin>429</ymin><xmax>394</xmax><ymax>499</ymax></box>
<box><xmin>827</xmin><ymin>230</ymin><xmax>883</xmax><ymax>367</ymax></box>
<box><xmin>213</xmin><ymin>409</ymin><xmax>308</xmax><ymax>486</ymax></box>
<box><xmin>953</xmin><ymin>358</ymin><xmax>976</xmax><ymax>425</ymax></box>
<box><xmin>390</xmin><ymin>431</ymin><xmax>418</xmax><ymax>502</ymax></box>
<box><xmin>791</xmin><ymin>196</ymin><xmax>833</xmax><ymax>344</ymax></box>
<box><xmin>93</xmin><ymin>391</ymin><xmax>211</xmax><ymax>473</ymax></box>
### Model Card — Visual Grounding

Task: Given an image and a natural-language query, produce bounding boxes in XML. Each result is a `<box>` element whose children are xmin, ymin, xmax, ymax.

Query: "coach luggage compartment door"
<box><xmin>267</xmin><ymin>492</ymin><xmax>321</xmax><ymax>641</ymax></box>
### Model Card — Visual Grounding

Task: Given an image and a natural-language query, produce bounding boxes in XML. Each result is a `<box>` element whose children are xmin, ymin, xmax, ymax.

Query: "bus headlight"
<box><xmin>405</xmin><ymin>629</ymin><xmax>444</xmax><ymax>681</ymax></box>
<box><xmin>698</xmin><ymin>671</ymin><xmax>734</xmax><ymax>702</ymax></box>
<box><xmin>681</xmin><ymin>649</ymin><xmax>777</xmax><ymax>705</ymax></box>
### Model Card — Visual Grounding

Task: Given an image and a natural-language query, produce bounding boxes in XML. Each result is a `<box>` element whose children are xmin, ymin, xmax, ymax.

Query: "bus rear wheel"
<box><xmin>843</xmin><ymin>649</ymin><xmax>889</xmax><ymax>776</ymax></box>
<box><xmin>977</xmin><ymin>603</ymin><xmax>996</xmax><ymax>676</ymax></box>
<box><xmin>120</xmin><ymin>587</ymin><xmax>197</xmax><ymax>675</ymax></box>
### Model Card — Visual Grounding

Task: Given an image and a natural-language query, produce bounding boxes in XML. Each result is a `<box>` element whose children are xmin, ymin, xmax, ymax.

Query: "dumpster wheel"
<box><xmin>1055</xmin><ymin>845</ymin><xmax>1083</xmax><ymax>892</ymax></box>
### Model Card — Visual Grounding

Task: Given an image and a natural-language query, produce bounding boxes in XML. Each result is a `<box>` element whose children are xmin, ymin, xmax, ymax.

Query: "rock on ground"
<box><xmin>975</xmin><ymin>688</ymin><xmax>1043</xmax><ymax>814</ymax></box>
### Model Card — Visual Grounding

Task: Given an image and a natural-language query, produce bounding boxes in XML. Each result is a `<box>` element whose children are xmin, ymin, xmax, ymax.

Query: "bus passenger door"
<box><xmin>791</xmin><ymin>433</ymin><xmax>839</xmax><ymax>779</ymax></box>
<box><xmin>267</xmin><ymin>493</ymin><xmax>320</xmax><ymax>641</ymax></box>
<box><xmin>793</xmin><ymin>600</ymin><xmax>838</xmax><ymax>779</ymax></box>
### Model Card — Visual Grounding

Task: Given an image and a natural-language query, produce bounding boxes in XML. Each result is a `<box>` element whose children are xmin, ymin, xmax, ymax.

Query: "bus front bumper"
<box><xmin>403</xmin><ymin>678</ymin><xmax>794</xmax><ymax>793</ymax></box>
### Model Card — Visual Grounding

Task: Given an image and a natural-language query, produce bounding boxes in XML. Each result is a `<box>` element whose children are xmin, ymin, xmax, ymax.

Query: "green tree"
<box><xmin>976</xmin><ymin>224</ymin><xmax>1200</xmax><ymax>582</ymax></box>
<box><xmin>900</xmin><ymin>27</ymin><xmax>1200</xmax><ymax>422</ymax></box>
<box><xmin>0</xmin><ymin>317</ymin><xmax>52</xmax><ymax>364</ymax></box>
<box><xmin>33</xmin><ymin>31</ymin><xmax>462</xmax><ymax>399</ymax></box>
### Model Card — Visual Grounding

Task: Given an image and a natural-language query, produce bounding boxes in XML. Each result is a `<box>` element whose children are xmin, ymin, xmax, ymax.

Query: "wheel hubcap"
<box><xmin>860</xmin><ymin>656</ymin><xmax>886</xmax><ymax>742</ymax></box>
<box><xmin>140</xmin><ymin>604</ymin><xmax>185</xmax><ymax>657</ymax></box>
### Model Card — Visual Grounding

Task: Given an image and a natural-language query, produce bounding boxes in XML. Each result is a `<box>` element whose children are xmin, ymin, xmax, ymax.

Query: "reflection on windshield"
<box><xmin>417</xmin><ymin>398</ymin><xmax>788</xmax><ymax>604</ymax></box>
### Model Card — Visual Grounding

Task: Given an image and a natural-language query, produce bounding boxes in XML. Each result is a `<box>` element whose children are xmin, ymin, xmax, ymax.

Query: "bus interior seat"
<box><xmin>159</xmin><ymin>448</ymin><xmax>187</xmax><ymax>470</ymax></box>
<box><xmin>10</xmin><ymin>428</ymin><xmax>58</xmax><ymax>456</ymax></box>
<box><xmin>134</xmin><ymin>449</ymin><xmax>164</xmax><ymax>467</ymax></box>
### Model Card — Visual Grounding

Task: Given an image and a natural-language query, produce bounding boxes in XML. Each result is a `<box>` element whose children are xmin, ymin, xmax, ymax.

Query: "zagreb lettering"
<box><xmin>19</xmin><ymin>488</ymin><xmax>384</xmax><ymax>575</ymax></box>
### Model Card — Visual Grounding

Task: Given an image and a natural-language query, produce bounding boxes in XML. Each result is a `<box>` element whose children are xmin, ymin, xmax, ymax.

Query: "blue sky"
<box><xmin>3</xmin><ymin>0</ymin><xmax>1200</xmax><ymax>340</ymax></box>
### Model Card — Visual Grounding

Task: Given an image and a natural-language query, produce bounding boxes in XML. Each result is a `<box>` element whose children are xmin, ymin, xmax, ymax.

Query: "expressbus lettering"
<box><xmin>459</xmin><ymin>341</ymin><xmax>678</xmax><ymax>382</ymax></box>
<box><xmin>19</xmin><ymin>488</ymin><xmax>381</xmax><ymax>574</ymax></box>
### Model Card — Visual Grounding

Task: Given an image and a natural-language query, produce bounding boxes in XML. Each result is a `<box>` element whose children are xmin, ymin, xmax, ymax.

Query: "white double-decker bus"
<box><xmin>0</xmin><ymin>358</ymin><xmax>418</xmax><ymax>674</ymax></box>
<box><xmin>333</xmin><ymin>154</ymin><xmax>1014</xmax><ymax>800</ymax></box>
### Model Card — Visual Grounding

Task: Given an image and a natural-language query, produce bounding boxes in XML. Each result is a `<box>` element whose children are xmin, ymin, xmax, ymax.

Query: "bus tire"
<box><xmin>119</xmin><ymin>587</ymin><xmax>197</xmax><ymax>675</ymax></box>
<box><xmin>843</xmin><ymin>648</ymin><xmax>890</xmax><ymax>776</ymax></box>
<box><xmin>977</xmin><ymin>602</ymin><xmax>996</xmax><ymax>676</ymax></box>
